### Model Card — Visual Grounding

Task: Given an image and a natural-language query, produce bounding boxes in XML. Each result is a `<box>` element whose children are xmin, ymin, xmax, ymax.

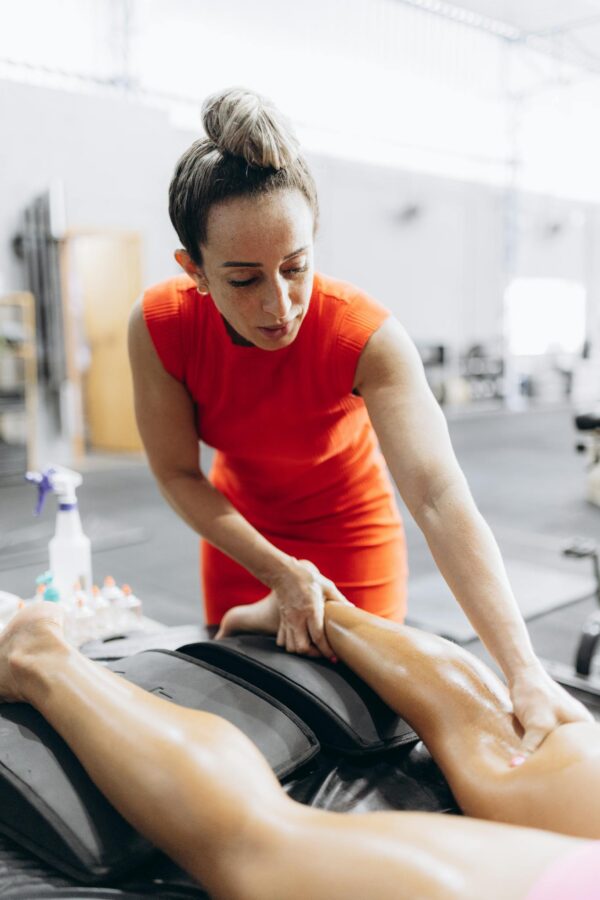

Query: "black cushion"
<box><xmin>0</xmin><ymin>649</ymin><xmax>319</xmax><ymax>883</ymax></box>
<box><xmin>0</xmin><ymin>703</ymin><xmax>150</xmax><ymax>883</ymax></box>
<box><xmin>178</xmin><ymin>635</ymin><xmax>419</xmax><ymax>755</ymax></box>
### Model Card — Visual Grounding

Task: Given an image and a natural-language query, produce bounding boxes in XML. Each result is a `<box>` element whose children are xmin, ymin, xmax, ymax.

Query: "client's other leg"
<box><xmin>324</xmin><ymin>602</ymin><xmax>600</xmax><ymax>838</ymax></box>
<box><xmin>1</xmin><ymin>604</ymin><xmax>287</xmax><ymax>898</ymax></box>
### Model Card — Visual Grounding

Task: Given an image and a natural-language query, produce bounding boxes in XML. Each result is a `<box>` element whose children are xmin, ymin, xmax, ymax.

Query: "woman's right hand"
<box><xmin>215</xmin><ymin>559</ymin><xmax>350</xmax><ymax>656</ymax></box>
<box><xmin>270</xmin><ymin>559</ymin><xmax>348</xmax><ymax>658</ymax></box>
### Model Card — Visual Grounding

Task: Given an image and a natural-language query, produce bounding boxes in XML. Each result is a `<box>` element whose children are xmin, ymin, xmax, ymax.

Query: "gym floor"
<box><xmin>0</xmin><ymin>403</ymin><xmax>598</xmax><ymax>676</ymax></box>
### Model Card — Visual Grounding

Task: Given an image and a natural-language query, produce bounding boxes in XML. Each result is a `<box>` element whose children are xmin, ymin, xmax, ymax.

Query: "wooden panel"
<box><xmin>69</xmin><ymin>233</ymin><xmax>142</xmax><ymax>452</ymax></box>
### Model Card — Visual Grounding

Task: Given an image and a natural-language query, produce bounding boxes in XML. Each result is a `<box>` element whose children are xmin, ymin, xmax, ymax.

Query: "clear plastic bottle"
<box><xmin>101</xmin><ymin>575</ymin><xmax>123</xmax><ymax>604</ymax></box>
<box><xmin>118</xmin><ymin>584</ymin><xmax>143</xmax><ymax>631</ymax></box>
<box><xmin>70</xmin><ymin>580</ymin><xmax>86</xmax><ymax>607</ymax></box>
<box><xmin>26</xmin><ymin>467</ymin><xmax>93</xmax><ymax>600</ymax></box>
<box><xmin>90</xmin><ymin>583</ymin><xmax>111</xmax><ymax>637</ymax></box>
<box><xmin>49</xmin><ymin>494</ymin><xmax>92</xmax><ymax>600</ymax></box>
<box><xmin>102</xmin><ymin>576</ymin><xmax>125</xmax><ymax>632</ymax></box>
<box><xmin>63</xmin><ymin>596</ymin><xmax>94</xmax><ymax>646</ymax></box>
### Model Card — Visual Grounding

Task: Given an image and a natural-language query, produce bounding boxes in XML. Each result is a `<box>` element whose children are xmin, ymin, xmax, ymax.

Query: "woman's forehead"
<box><xmin>204</xmin><ymin>190</ymin><xmax>314</xmax><ymax>259</ymax></box>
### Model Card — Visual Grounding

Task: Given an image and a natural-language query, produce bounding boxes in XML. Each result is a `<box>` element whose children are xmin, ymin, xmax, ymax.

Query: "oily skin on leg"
<box><xmin>321</xmin><ymin>602</ymin><xmax>600</xmax><ymax>838</ymax></box>
<box><xmin>220</xmin><ymin>593</ymin><xmax>600</xmax><ymax>838</ymax></box>
<box><xmin>0</xmin><ymin>602</ymin><xmax>579</xmax><ymax>900</ymax></box>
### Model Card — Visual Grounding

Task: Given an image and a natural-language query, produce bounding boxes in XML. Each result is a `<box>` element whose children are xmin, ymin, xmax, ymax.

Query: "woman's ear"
<box><xmin>174</xmin><ymin>249</ymin><xmax>210</xmax><ymax>294</ymax></box>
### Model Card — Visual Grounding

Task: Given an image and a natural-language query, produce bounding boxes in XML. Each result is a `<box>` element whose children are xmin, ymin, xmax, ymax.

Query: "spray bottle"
<box><xmin>26</xmin><ymin>466</ymin><xmax>93</xmax><ymax>601</ymax></box>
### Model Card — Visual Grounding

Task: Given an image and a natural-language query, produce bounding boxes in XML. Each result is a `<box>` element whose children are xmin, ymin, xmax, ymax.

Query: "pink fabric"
<box><xmin>526</xmin><ymin>841</ymin><xmax>600</xmax><ymax>900</ymax></box>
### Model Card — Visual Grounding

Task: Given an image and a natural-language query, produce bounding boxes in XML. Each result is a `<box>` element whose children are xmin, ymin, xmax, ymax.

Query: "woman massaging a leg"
<box><xmin>0</xmin><ymin>600</ymin><xmax>598</xmax><ymax>899</ymax></box>
<box><xmin>219</xmin><ymin>588</ymin><xmax>600</xmax><ymax>836</ymax></box>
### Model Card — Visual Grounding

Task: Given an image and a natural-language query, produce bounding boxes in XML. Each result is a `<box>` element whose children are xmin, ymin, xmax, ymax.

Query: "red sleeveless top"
<box><xmin>143</xmin><ymin>272</ymin><xmax>406</xmax><ymax>622</ymax></box>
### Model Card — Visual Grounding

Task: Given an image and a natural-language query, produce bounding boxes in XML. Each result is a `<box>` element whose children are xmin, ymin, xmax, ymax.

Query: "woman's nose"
<box><xmin>262</xmin><ymin>278</ymin><xmax>292</xmax><ymax>319</ymax></box>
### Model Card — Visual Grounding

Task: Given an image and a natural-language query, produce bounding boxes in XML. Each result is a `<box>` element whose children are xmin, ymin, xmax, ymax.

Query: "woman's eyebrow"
<box><xmin>220</xmin><ymin>246</ymin><xmax>309</xmax><ymax>268</ymax></box>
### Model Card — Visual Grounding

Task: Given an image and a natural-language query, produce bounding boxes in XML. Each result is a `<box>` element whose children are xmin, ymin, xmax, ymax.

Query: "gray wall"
<box><xmin>315</xmin><ymin>157</ymin><xmax>506</xmax><ymax>348</ymax></box>
<box><xmin>0</xmin><ymin>79</ymin><xmax>185</xmax><ymax>292</ymax></box>
<box><xmin>1</xmin><ymin>77</ymin><xmax>599</xmax><ymax>359</ymax></box>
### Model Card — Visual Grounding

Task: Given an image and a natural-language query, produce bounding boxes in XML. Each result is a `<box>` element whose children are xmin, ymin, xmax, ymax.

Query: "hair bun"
<box><xmin>201</xmin><ymin>87</ymin><xmax>300</xmax><ymax>170</ymax></box>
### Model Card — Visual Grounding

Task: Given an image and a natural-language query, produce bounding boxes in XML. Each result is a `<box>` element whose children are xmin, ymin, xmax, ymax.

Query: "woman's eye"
<box><xmin>228</xmin><ymin>265</ymin><xmax>307</xmax><ymax>287</ymax></box>
<box><xmin>229</xmin><ymin>276</ymin><xmax>258</xmax><ymax>288</ymax></box>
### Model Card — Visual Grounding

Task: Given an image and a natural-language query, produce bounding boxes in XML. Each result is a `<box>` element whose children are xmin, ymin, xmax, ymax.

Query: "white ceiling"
<box><xmin>448</xmin><ymin>0</ymin><xmax>600</xmax><ymax>33</ymax></box>
<box><xmin>447</xmin><ymin>0</ymin><xmax>600</xmax><ymax>67</ymax></box>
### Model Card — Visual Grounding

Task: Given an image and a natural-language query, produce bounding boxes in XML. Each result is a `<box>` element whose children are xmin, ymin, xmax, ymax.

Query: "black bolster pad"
<box><xmin>0</xmin><ymin>649</ymin><xmax>319</xmax><ymax>883</ymax></box>
<box><xmin>178</xmin><ymin>636</ymin><xmax>419</xmax><ymax>755</ymax></box>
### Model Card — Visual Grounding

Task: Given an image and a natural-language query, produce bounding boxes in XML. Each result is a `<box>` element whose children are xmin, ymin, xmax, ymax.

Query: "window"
<box><xmin>504</xmin><ymin>278</ymin><xmax>586</xmax><ymax>356</ymax></box>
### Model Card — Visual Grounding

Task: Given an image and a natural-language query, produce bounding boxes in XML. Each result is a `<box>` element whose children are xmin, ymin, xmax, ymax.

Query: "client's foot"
<box><xmin>215</xmin><ymin>591</ymin><xmax>281</xmax><ymax>639</ymax></box>
<box><xmin>0</xmin><ymin>602</ymin><xmax>67</xmax><ymax>702</ymax></box>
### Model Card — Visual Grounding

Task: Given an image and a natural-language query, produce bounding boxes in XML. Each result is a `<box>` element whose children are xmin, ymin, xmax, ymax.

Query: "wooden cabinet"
<box><xmin>60</xmin><ymin>231</ymin><xmax>143</xmax><ymax>454</ymax></box>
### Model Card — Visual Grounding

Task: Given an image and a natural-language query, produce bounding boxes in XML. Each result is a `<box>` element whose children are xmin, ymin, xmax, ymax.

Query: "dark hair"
<box><xmin>168</xmin><ymin>88</ymin><xmax>319</xmax><ymax>265</ymax></box>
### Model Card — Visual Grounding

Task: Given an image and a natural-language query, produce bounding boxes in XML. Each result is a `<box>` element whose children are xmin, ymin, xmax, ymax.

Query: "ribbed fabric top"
<box><xmin>143</xmin><ymin>272</ymin><xmax>401</xmax><ymax>542</ymax></box>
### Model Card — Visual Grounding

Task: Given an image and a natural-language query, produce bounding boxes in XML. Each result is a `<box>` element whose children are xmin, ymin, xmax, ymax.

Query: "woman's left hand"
<box><xmin>509</xmin><ymin>660</ymin><xmax>593</xmax><ymax>754</ymax></box>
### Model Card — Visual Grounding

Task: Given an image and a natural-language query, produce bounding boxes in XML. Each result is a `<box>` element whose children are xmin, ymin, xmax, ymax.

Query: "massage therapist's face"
<box><xmin>175</xmin><ymin>189</ymin><xmax>315</xmax><ymax>351</ymax></box>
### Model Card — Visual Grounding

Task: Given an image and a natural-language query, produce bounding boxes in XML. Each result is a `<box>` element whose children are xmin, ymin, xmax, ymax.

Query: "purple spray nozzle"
<box><xmin>25</xmin><ymin>468</ymin><xmax>56</xmax><ymax>516</ymax></box>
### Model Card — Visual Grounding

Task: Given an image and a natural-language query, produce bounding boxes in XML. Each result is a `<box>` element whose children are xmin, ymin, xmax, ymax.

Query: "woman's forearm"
<box><xmin>414</xmin><ymin>481</ymin><xmax>537</xmax><ymax>679</ymax></box>
<box><xmin>160</xmin><ymin>471</ymin><xmax>340</xmax><ymax>655</ymax></box>
<box><xmin>158</xmin><ymin>469</ymin><xmax>294</xmax><ymax>588</ymax></box>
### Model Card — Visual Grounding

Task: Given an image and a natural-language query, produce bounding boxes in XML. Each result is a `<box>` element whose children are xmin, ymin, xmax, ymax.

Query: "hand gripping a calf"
<box><xmin>217</xmin><ymin>559</ymin><xmax>349</xmax><ymax>658</ymax></box>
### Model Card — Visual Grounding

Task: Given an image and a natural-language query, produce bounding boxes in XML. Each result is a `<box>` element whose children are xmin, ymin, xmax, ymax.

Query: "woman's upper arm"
<box><xmin>354</xmin><ymin>317</ymin><xmax>465</xmax><ymax>515</ymax></box>
<box><xmin>128</xmin><ymin>299</ymin><xmax>201</xmax><ymax>481</ymax></box>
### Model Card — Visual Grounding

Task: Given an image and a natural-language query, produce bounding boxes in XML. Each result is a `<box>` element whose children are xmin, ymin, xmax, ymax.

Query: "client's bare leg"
<box><xmin>323</xmin><ymin>601</ymin><xmax>600</xmax><ymax>838</ymax></box>
<box><xmin>0</xmin><ymin>604</ymin><xmax>583</xmax><ymax>900</ymax></box>
<box><xmin>219</xmin><ymin>596</ymin><xmax>600</xmax><ymax>838</ymax></box>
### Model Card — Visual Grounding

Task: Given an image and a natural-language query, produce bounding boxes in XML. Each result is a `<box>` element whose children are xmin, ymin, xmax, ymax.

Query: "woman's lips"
<box><xmin>257</xmin><ymin>319</ymin><xmax>295</xmax><ymax>340</ymax></box>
